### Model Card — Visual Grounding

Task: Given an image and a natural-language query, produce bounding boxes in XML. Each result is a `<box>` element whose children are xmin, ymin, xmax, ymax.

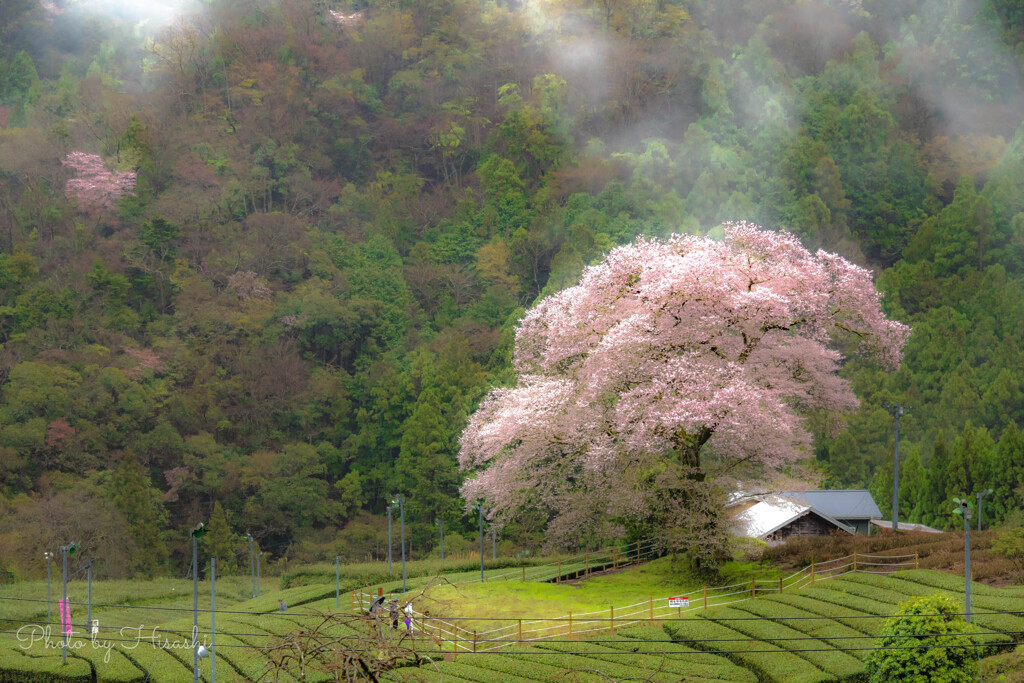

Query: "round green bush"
<box><xmin>865</xmin><ymin>593</ymin><xmax>978</xmax><ymax>683</ymax></box>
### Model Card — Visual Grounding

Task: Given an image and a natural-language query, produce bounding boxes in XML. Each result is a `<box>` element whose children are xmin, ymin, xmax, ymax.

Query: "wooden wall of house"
<box><xmin>766</xmin><ymin>512</ymin><xmax>844</xmax><ymax>541</ymax></box>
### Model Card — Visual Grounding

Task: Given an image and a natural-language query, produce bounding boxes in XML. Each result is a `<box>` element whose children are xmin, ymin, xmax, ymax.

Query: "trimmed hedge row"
<box><xmin>110</xmin><ymin>641</ymin><xmax>195</xmax><ymax>683</ymax></box>
<box><xmin>207</xmin><ymin>632</ymin><xmax>298</xmax><ymax>683</ymax></box>
<box><xmin>530</xmin><ymin>637</ymin><xmax>749</xmax><ymax>681</ymax></box>
<box><xmin>843</xmin><ymin>573</ymin><xmax>1024</xmax><ymax>617</ymax></box>
<box><xmin>664</xmin><ymin>616</ymin><xmax>831</xmax><ymax>683</ymax></box>
<box><xmin>894</xmin><ymin>570</ymin><xmax>1024</xmax><ymax>598</ymax></box>
<box><xmin>614</xmin><ymin>626</ymin><xmax>758</xmax><ymax>679</ymax></box>
<box><xmin>732</xmin><ymin>600</ymin><xmax>873</xmax><ymax>662</ymax></box>
<box><xmin>230</xmin><ymin>584</ymin><xmax>337</xmax><ymax>614</ymax></box>
<box><xmin>433</xmin><ymin>659</ymin><xmax>544</xmax><ymax>683</ymax></box>
<box><xmin>764</xmin><ymin>594</ymin><xmax>882</xmax><ymax>635</ymax></box>
<box><xmin>799</xmin><ymin>587</ymin><xmax>898</xmax><ymax>617</ymax></box>
<box><xmin>0</xmin><ymin>654</ymin><xmax>91</xmax><ymax>683</ymax></box>
<box><xmin>515</xmin><ymin>646</ymin><xmax>690</xmax><ymax>682</ymax></box>
<box><xmin>701</xmin><ymin>606</ymin><xmax>865</xmax><ymax>682</ymax></box>
<box><xmin>68</xmin><ymin>642</ymin><xmax>146</xmax><ymax>682</ymax></box>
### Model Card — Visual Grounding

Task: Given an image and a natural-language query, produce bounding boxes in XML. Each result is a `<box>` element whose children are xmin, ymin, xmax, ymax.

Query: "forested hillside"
<box><xmin>0</xmin><ymin>0</ymin><xmax>1022</xmax><ymax>578</ymax></box>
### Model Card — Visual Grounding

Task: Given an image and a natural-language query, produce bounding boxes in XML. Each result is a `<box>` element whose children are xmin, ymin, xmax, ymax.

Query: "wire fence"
<box><xmin>5</xmin><ymin>547</ymin><xmax>1011</xmax><ymax>669</ymax></box>
<box><xmin>349</xmin><ymin>550</ymin><xmax>922</xmax><ymax>655</ymax></box>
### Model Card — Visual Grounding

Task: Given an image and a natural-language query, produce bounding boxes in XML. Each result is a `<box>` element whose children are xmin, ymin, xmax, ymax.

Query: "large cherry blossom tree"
<box><xmin>459</xmin><ymin>223</ymin><xmax>910</xmax><ymax>550</ymax></box>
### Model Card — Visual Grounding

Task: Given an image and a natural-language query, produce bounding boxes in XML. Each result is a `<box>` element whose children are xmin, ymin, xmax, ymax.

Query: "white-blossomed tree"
<box><xmin>458</xmin><ymin>223</ymin><xmax>910</xmax><ymax>571</ymax></box>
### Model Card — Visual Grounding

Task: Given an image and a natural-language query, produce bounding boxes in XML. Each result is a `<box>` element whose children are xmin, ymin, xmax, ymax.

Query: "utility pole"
<box><xmin>246</xmin><ymin>533</ymin><xmax>255</xmax><ymax>598</ymax></box>
<box><xmin>977</xmin><ymin>489</ymin><xmax>993</xmax><ymax>531</ymax></box>
<box><xmin>435</xmin><ymin>518</ymin><xmax>444</xmax><ymax>563</ymax></box>
<box><xmin>953</xmin><ymin>498</ymin><xmax>972</xmax><ymax>623</ymax></box>
<box><xmin>387</xmin><ymin>501</ymin><xmax>393</xmax><ymax>576</ymax></box>
<box><xmin>59</xmin><ymin>541</ymin><xmax>79</xmax><ymax>665</ymax></box>
<box><xmin>44</xmin><ymin>552</ymin><xmax>53</xmax><ymax>625</ymax></box>
<box><xmin>474</xmin><ymin>500</ymin><xmax>485</xmax><ymax>582</ymax></box>
<box><xmin>399</xmin><ymin>496</ymin><xmax>406</xmax><ymax>592</ymax></box>
<box><xmin>885</xmin><ymin>404</ymin><xmax>907</xmax><ymax>531</ymax></box>
<box><xmin>191</xmin><ymin>521</ymin><xmax>206</xmax><ymax>683</ymax></box>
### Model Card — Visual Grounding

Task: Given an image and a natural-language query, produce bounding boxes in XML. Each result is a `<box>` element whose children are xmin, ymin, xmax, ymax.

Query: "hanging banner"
<box><xmin>59</xmin><ymin>599</ymin><xmax>72</xmax><ymax>635</ymax></box>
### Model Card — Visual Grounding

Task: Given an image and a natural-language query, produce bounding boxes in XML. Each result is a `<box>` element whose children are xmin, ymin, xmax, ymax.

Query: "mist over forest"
<box><xmin>0</xmin><ymin>0</ymin><xmax>1023</xmax><ymax>579</ymax></box>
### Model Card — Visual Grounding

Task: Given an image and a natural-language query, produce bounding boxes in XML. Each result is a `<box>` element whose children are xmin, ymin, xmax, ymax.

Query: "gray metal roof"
<box><xmin>730</xmin><ymin>494</ymin><xmax>856</xmax><ymax>539</ymax></box>
<box><xmin>779</xmin><ymin>490</ymin><xmax>882</xmax><ymax>520</ymax></box>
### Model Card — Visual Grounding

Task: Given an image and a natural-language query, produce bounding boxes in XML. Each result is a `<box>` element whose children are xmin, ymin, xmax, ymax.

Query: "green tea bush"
<box><xmin>114</xmin><ymin>643</ymin><xmax>193</xmax><ymax>682</ymax></box>
<box><xmin>766</xmin><ymin>594</ymin><xmax>882</xmax><ymax>635</ymax></box>
<box><xmin>734</xmin><ymin>599</ymin><xmax>873</xmax><ymax>662</ymax></box>
<box><xmin>68</xmin><ymin>644</ymin><xmax>145</xmax><ymax>682</ymax></box>
<box><xmin>800</xmin><ymin>587</ymin><xmax>897</xmax><ymax>616</ymax></box>
<box><xmin>705</xmin><ymin>606</ymin><xmax>864</xmax><ymax>681</ymax></box>
<box><xmin>864</xmin><ymin>594</ymin><xmax>978</xmax><ymax>683</ymax></box>
<box><xmin>894</xmin><ymin>570</ymin><xmax>1024</xmax><ymax>598</ymax></box>
<box><xmin>531</xmin><ymin>638</ymin><xmax>742</xmax><ymax>681</ymax></box>
<box><xmin>434</xmin><ymin>659</ymin><xmax>540</xmax><ymax>683</ymax></box>
<box><xmin>0</xmin><ymin>654</ymin><xmax>91</xmax><ymax>682</ymax></box>
<box><xmin>664</xmin><ymin>616</ymin><xmax>831</xmax><ymax>683</ymax></box>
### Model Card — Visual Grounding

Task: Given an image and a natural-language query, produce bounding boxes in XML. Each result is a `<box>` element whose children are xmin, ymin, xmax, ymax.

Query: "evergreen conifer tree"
<box><xmin>109</xmin><ymin>450</ymin><xmax>168</xmax><ymax>574</ymax></box>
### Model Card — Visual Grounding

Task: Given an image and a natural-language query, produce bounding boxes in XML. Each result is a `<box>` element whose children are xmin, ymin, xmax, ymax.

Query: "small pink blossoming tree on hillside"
<box><xmin>63</xmin><ymin>152</ymin><xmax>137</xmax><ymax>212</ymax></box>
<box><xmin>459</xmin><ymin>223</ymin><xmax>910</xmax><ymax>560</ymax></box>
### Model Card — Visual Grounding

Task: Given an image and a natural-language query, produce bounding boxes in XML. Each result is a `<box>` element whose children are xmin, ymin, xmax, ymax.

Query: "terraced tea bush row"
<box><xmin>800</xmin><ymin>587</ymin><xmax>899</xmax><ymax>617</ymax></box>
<box><xmin>540</xmin><ymin>638</ymin><xmax>751</xmax><ymax>680</ymax></box>
<box><xmin>611</xmin><ymin>626</ymin><xmax>758</xmax><ymax>679</ymax></box>
<box><xmin>733</xmin><ymin>600</ymin><xmax>873</xmax><ymax>661</ymax></box>
<box><xmin>664</xmin><ymin>616</ymin><xmax>831</xmax><ymax>683</ymax></box>
<box><xmin>67</xmin><ymin>643</ymin><xmax>145</xmax><ymax>682</ymax></box>
<box><xmin>894</xmin><ymin>570</ymin><xmax>1024</xmax><ymax>598</ymax></box>
<box><xmin>701</xmin><ymin>606</ymin><xmax>864</xmax><ymax>682</ymax></box>
<box><xmin>433</xmin><ymin>659</ymin><xmax>545</xmax><ymax>683</ymax></box>
<box><xmin>0</xmin><ymin>653</ymin><xmax>91</xmax><ymax>683</ymax></box>
<box><xmin>845</xmin><ymin>573</ymin><xmax>1024</xmax><ymax>619</ymax></box>
<box><xmin>765</xmin><ymin>594</ymin><xmax>882</xmax><ymax>635</ymax></box>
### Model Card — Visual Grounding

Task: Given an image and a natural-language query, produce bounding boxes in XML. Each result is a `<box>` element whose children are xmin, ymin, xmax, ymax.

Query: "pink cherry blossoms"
<box><xmin>459</xmin><ymin>223</ymin><xmax>910</xmax><ymax>542</ymax></box>
<box><xmin>63</xmin><ymin>151</ymin><xmax>137</xmax><ymax>212</ymax></box>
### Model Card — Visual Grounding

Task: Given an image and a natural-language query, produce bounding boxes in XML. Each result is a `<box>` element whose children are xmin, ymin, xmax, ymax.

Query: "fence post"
<box><xmin>779</xmin><ymin>576</ymin><xmax>783</xmax><ymax>594</ymax></box>
<box><xmin>453</xmin><ymin>626</ymin><xmax>458</xmax><ymax>660</ymax></box>
<box><xmin>811</xmin><ymin>560</ymin><xmax>815</xmax><ymax>585</ymax></box>
<box><xmin>703</xmin><ymin>585</ymin><xmax>707</xmax><ymax>611</ymax></box>
<box><xmin>610</xmin><ymin>606</ymin><xmax>614</xmax><ymax>634</ymax></box>
<box><xmin>751</xmin><ymin>577</ymin><xmax>755</xmax><ymax>599</ymax></box>
<box><xmin>585</xmin><ymin>551</ymin><xmax>589</xmax><ymax>577</ymax></box>
<box><xmin>522</xmin><ymin>566</ymin><xmax>526</xmax><ymax>582</ymax></box>
<box><xmin>473</xmin><ymin>631</ymin><xmax>477</xmax><ymax>653</ymax></box>
<box><xmin>853</xmin><ymin>552</ymin><xmax>858</xmax><ymax>573</ymax></box>
<box><xmin>636</xmin><ymin>540</ymin><xmax>640</xmax><ymax>563</ymax></box>
<box><xmin>915</xmin><ymin>552</ymin><xmax>919</xmax><ymax>570</ymax></box>
<box><xmin>518</xmin><ymin>619</ymin><xmax>522</xmax><ymax>646</ymax></box>
<box><xmin>557</xmin><ymin>560</ymin><xmax>561</xmax><ymax>584</ymax></box>
<box><xmin>649</xmin><ymin>596</ymin><xmax>654</xmax><ymax>625</ymax></box>
<box><xmin>569</xmin><ymin>611</ymin><xmax>573</xmax><ymax>637</ymax></box>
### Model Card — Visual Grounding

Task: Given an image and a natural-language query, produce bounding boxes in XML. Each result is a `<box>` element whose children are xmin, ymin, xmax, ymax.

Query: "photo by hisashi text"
<box><xmin>16</xmin><ymin>624</ymin><xmax>209</xmax><ymax>664</ymax></box>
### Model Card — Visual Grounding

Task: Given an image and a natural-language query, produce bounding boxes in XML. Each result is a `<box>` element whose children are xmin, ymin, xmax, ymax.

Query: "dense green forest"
<box><xmin>0</xmin><ymin>0</ymin><xmax>1023</xmax><ymax>579</ymax></box>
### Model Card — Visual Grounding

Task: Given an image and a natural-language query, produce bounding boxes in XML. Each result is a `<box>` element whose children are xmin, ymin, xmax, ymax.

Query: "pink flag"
<box><xmin>59</xmin><ymin>599</ymin><xmax>72</xmax><ymax>635</ymax></box>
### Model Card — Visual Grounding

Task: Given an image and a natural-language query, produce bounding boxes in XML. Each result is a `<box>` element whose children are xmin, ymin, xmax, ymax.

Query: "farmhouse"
<box><xmin>727</xmin><ymin>489</ymin><xmax>882</xmax><ymax>543</ymax></box>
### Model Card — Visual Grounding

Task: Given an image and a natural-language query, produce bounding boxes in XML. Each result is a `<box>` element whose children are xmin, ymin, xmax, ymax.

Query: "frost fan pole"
<box><xmin>885</xmin><ymin>404</ymin><xmax>907</xmax><ymax>530</ymax></box>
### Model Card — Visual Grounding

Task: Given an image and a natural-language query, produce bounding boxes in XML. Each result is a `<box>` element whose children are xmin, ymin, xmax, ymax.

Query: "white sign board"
<box><xmin>668</xmin><ymin>596</ymin><xmax>689</xmax><ymax>608</ymax></box>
